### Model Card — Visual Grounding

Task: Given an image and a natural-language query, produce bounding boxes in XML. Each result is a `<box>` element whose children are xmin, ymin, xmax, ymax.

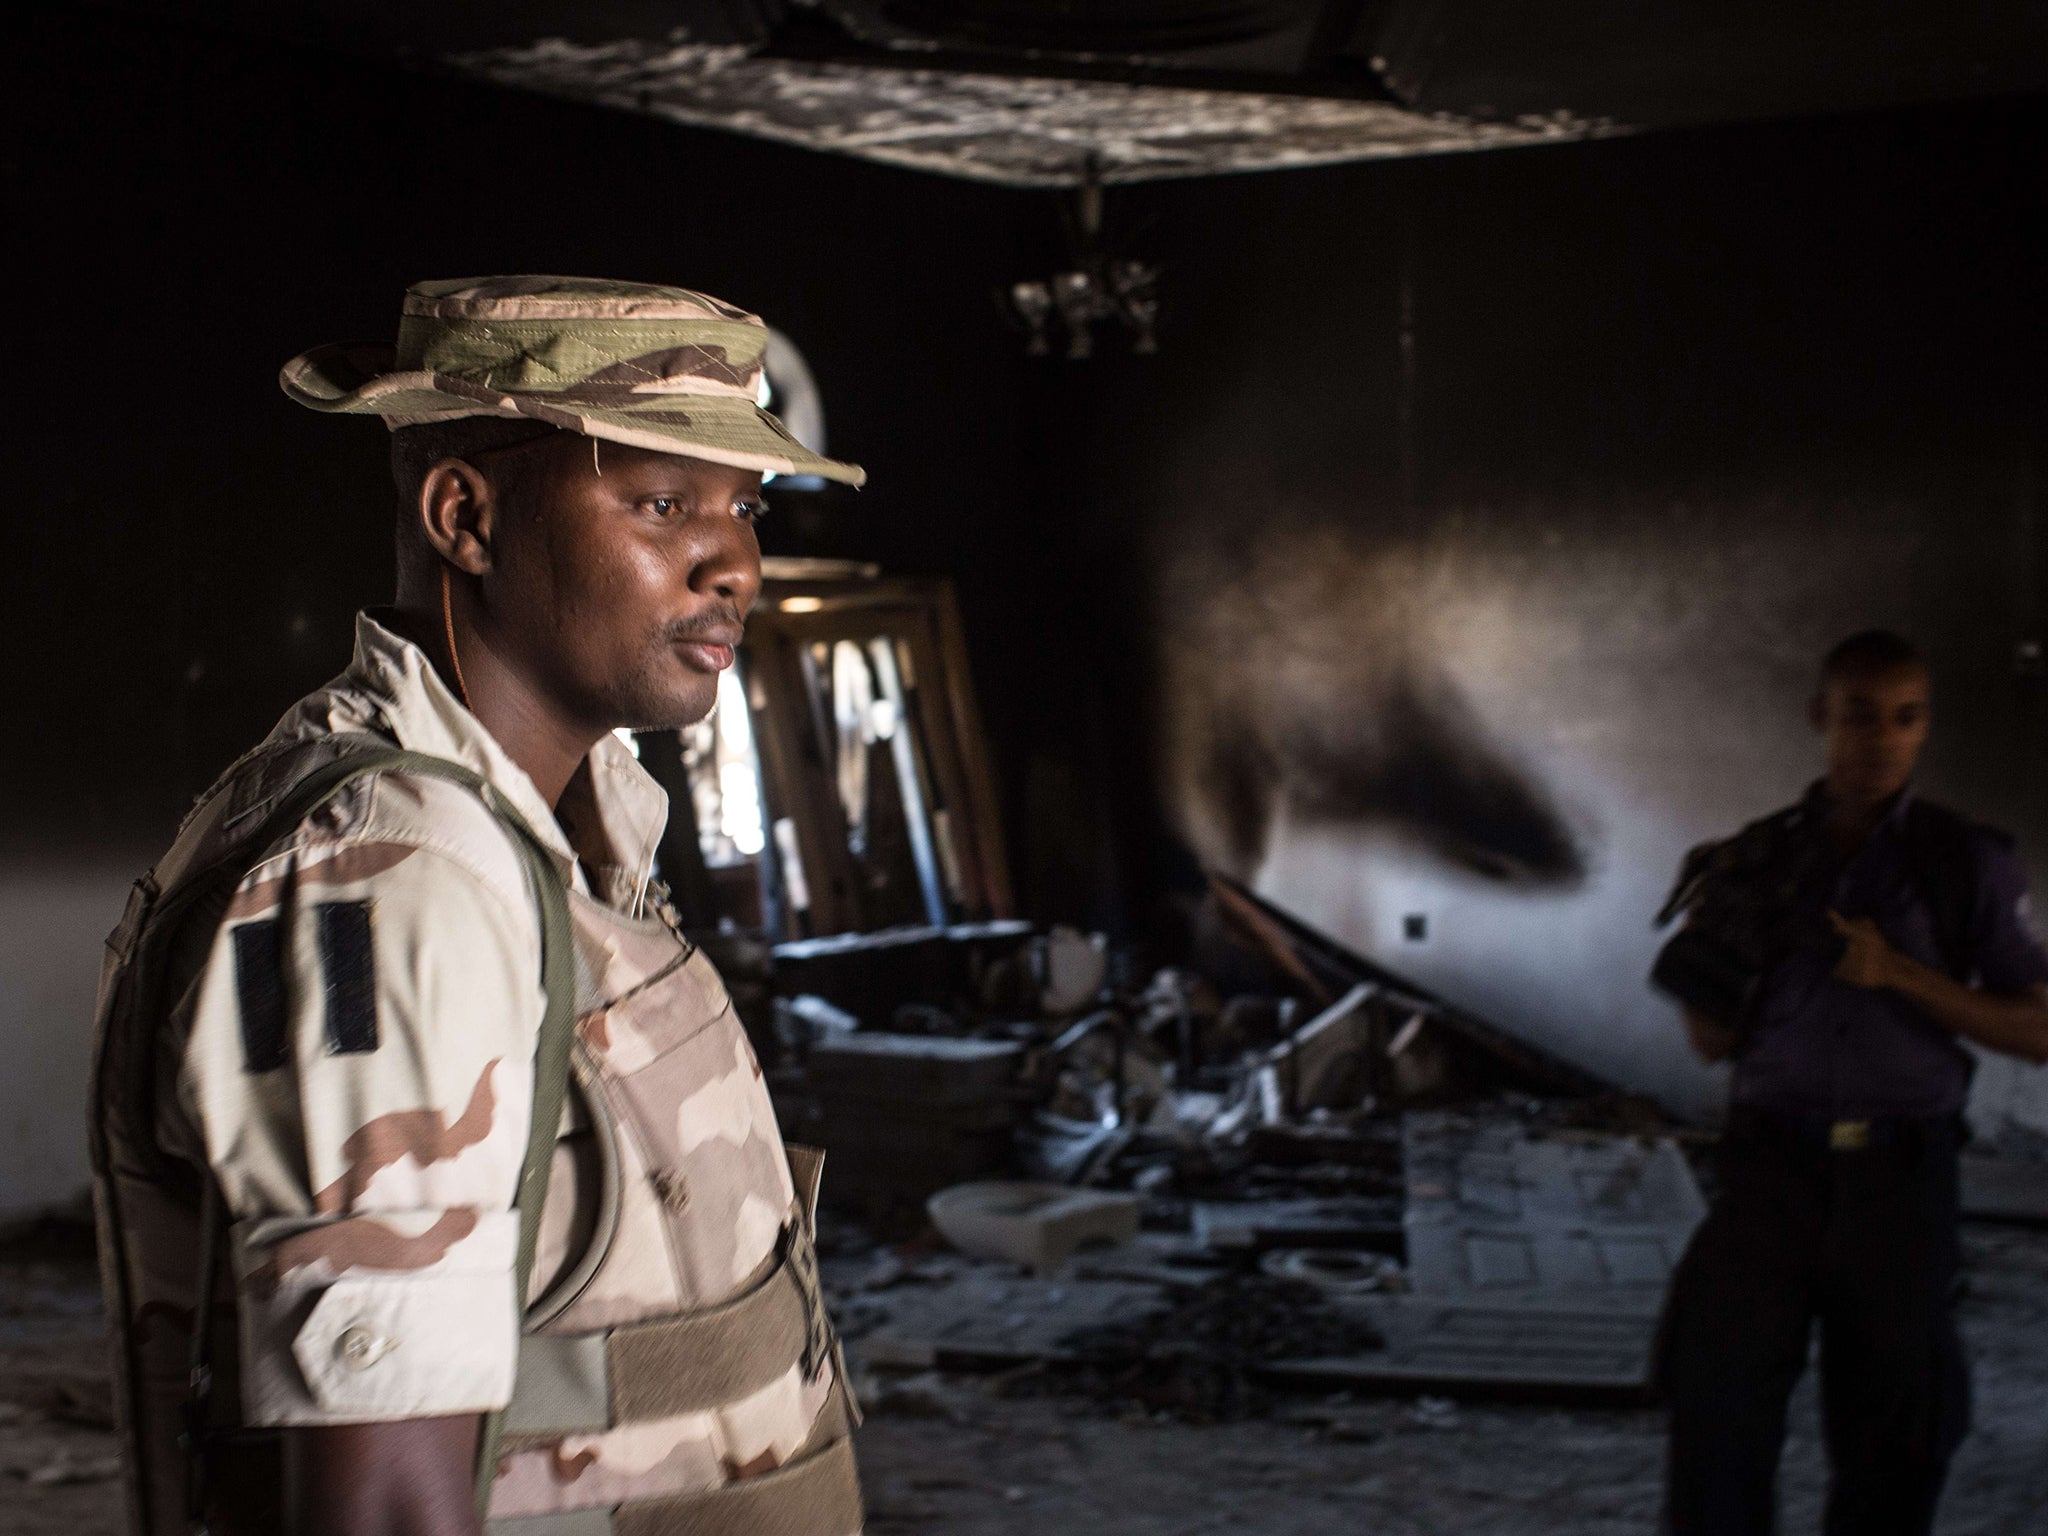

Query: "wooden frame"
<box><xmin>733</xmin><ymin>562</ymin><xmax>1012</xmax><ymax>939</ymax></box>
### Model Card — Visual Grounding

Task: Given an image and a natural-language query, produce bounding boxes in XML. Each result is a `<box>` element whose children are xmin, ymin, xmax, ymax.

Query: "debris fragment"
<box><xmin>927</xmin><ymin>1182</ymin><xmax>1141</xmax><ymax>1273</ymax></box>
<box><xmin>776</xmin><ymin>992</ymin><xmax>858</xmax><ymax>1057</ymax></box>
<box><xmin>1036</xmin><ymin>925</ymin><xmax>1109</xmax><ymax>1014</ymax></box>
<box><xmin>1259</xmin><ymin>983</ymin><xmax>1379</xmax><ymax>1113</ymax></box>
<box><xmin>18</xmin><ymin>1453</ymin><xmax>122</xmax><ymax>1486</ymax></box>
<box><xmin>863</xmin><ymin>1371</ymin><xmax>968</xmax><ymax>1422</ymax></box>
<box><xmin>1192</xmin><ymin>1197</ymin><xmax>1402</xmax><ymax>1253</ymax></box>
<box><xmin>1408</xmin><ymin>1395</ymin><xmax>1462</xmax><ymax>1430</ymax></box>
<box><xmin>1259</xmin><ymin>1247</ymin><xmax>1402</xmax><ymax>1296</ymax></box>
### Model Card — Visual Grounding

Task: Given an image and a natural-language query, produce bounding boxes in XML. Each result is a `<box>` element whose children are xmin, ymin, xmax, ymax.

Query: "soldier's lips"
<box><xmin>674</xmin><ymin>639</ymin><xmax>736</xmax><ymax>672</ymax></box>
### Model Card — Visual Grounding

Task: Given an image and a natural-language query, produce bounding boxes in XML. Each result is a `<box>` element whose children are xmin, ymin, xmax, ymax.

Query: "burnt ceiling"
<box><xmin>101</xmin><ymin>2</ymin><xmax>2048</xmax><ymax>186</ymax></box>
<box><xmin>447</xmin><ymin>37</ymin><xmax>1597</xmax><ymax>186</ymax></box>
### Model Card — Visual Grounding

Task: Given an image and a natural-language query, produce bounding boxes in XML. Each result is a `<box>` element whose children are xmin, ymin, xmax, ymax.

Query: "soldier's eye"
<box><xmin>646</xmin><ymin>496</ymin><xmax>683</xmax><ymax>519</ymax></box>
<box><xmin>734</xmin><ymin>498</ymin><xmax>770</xmax><ymax>525</ymax></box>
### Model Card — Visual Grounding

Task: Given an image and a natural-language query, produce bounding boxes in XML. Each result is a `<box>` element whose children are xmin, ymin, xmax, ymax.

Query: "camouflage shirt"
<box><xmin>167</xmin><ymin>611</ymin><xmax>666</xmax><ymax>1426</ymax></box>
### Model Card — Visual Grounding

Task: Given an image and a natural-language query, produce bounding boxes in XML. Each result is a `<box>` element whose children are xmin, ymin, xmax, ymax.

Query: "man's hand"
<box><xmin>1829</xmin><ymin>911</ymin><xmax>1901</xmax><ymax>991</ymax></box>
<box><xmin>1827</xmin><ymin>909</ymin><xmax>2048</xmax><ymax>1064</ymax></box>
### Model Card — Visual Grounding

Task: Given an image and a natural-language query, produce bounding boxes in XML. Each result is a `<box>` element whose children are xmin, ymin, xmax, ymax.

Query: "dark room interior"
<box><xmin>6</xmin><ymin>5</ymin><xmax>2048</xmax><ymax>1532</ymax></box>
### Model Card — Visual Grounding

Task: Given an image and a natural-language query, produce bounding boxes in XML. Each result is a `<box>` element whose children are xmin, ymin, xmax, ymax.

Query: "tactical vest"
<box><xmin>89</xmin><ymin>736</ymin><xmax>861</xmax><ymax>1536</ymax></box>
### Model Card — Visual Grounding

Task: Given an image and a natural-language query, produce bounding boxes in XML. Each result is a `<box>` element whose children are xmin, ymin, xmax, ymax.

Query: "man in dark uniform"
<box><xmin>1661</xmin><ymin>629</ymin><xmax>2048</xmax><ymax>1536</ymax></box>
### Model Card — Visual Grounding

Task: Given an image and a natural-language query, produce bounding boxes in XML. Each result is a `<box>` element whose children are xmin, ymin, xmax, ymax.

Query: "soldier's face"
<box><xmin>1814</xmin><ymin>663</ymin><xmax>1931</xmax><ymax>806</ymax></box>
<box><xmin>488</xmin><ymin>436</ymin><xmax>764</xmax><ymax>732</ymax></box>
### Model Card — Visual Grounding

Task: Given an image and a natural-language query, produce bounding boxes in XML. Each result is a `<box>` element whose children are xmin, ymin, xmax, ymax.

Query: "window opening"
<box><xmin>681</xmin><ymin>665</ymin><xmax>766</xmax><ymax>865</ymax></box>
<box><xmin>813</xmin><ymin>635</ymin><xmax>947</xmax><ymax>927</ymax></box>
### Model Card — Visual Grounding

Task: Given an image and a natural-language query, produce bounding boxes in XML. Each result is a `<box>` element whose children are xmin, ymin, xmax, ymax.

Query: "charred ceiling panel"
<box><xmin>446</xmin><ymin>39</ymin><xmax>1593</xmax><ymax>187</ymax></box>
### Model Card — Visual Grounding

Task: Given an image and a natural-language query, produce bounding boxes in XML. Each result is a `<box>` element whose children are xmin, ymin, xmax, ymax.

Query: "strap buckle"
<box><xmin>780</xmin><ymin>1219</ymin><xmax>833</xmax><ymax>1386</ymax></box>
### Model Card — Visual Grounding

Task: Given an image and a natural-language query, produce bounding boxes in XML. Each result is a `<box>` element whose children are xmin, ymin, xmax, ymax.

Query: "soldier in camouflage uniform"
<box><xmin>89</xmin><ymin>277</ymin><xmax>867</xmax><ymax>1536</ymax></box>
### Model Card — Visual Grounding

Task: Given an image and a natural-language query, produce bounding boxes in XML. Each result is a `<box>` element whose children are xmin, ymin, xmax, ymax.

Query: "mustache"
<box><xmin>664</xmin><ymin>606</ymin><xmax>746</xmax><ymax>642</ymax></box>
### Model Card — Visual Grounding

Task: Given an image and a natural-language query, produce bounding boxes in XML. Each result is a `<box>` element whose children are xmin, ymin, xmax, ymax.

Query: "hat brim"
<box><xmin>281</xmin><ymin>343</ymin><xmax>866</xmax><ymax>487</ymax></box>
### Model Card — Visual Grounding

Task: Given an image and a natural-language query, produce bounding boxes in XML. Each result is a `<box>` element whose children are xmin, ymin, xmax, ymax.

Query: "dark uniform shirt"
<box><xmin>1733</xmin><ymin>785</ymin><xmax>2048</xmax><ymax>1119</ymax></box>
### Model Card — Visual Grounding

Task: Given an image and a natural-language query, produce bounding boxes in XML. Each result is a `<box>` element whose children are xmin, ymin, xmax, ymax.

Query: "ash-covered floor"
<box><xmin>6</xmin><ymin>1221</ymin><xmax>2047</xmax><ymax>1535</ymax></box>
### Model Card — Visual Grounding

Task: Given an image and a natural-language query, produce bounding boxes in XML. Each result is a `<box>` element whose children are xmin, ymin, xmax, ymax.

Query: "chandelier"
<box><xmin>1005</xmin><ymin>159</ymin><xmax>1160</xmax><ymax>360</ymax></box>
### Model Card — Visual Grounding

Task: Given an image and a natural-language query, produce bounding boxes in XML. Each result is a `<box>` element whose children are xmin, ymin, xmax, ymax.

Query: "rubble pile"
<box><xmin>763</xmin><ymin>881</ymin><xmax>1638</xmax><ymax>1224</ymax></box>
<box><xmin>760</xmin><ymin>878</ymin><xmax>1704</xmax><ymax>1404</ymax></box>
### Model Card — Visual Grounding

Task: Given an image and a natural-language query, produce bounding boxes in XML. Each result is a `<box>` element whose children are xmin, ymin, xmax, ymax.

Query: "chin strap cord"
<box><xmin>441</xmin><ymin>564</ymin><xmax>473</xmax><ymax>708</ymax></box>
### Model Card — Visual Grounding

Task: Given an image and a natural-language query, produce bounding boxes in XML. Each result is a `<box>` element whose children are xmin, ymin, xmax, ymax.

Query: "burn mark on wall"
<box><xmin>1160</xmin><ymin>528</ymin><xmax>1584</xmax><ymax>885</ymax></box>
<box><xmin>1289</xmin><ymin>664</ymin><xmax>1582</xmax><ymax>882</ymax></box>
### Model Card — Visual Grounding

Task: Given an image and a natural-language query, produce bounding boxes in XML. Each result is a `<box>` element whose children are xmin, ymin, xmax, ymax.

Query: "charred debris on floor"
<box><xmin>726</xmin><ymin>872</ymin><xmax>1705</xmax><ymax>1417</ymax></box>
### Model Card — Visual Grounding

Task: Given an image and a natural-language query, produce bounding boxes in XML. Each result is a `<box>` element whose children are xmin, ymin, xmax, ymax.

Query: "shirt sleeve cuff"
<box><xmin>231</xmin><ymin>1209</ymin><xmax>519</xmax><ymax>1425</ymax></box>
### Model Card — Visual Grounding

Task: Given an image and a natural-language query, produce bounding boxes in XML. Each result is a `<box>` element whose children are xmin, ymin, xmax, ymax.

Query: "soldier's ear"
<box><xmin>417</xmin><ymin>458</ymin><xmax>497</xmax><ymax>577</ymax></box>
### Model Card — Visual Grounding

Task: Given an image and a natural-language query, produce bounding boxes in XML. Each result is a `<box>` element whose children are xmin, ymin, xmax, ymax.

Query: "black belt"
<box><xmin>1725</xmin><ymin>1104</ymin><xmax>1963</xmax><ymax>1155</ymax></box>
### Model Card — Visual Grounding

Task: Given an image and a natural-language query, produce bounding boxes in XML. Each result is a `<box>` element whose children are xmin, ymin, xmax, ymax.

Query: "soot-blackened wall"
<box><xmin>1059</xmin><ymin>102</ymin><xmax>2048</xmax><ymax>1124</ymax></box>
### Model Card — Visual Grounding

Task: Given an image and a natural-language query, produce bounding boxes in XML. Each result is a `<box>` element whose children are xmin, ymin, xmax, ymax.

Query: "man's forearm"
<box><xmin>285</xmin><ymin>1415</ymin><xmax>483</xmax><ymax>1536</ymax></box>
<box><xmin>1885</xmin><ymin>958</ymin><xmax>2048</xmax><ymax>1065</ymax></box>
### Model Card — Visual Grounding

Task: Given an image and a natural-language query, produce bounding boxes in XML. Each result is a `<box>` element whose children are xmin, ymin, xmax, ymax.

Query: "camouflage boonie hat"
<box><xmin>280</xmin><ymin>276</ymin><xmax>865</xmax><ymax>486</ymax></box>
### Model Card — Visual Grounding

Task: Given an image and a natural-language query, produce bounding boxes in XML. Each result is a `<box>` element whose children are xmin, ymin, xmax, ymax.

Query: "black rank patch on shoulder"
<box><xmin>316</xmin><ymin>901</ymin><xmax>379</xmax><ymax>1054</ymax></box>
<box><xmin>232</xmin><ymin>919</ymin><xmax>289</xmax><ymax>1073</ymax></box>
